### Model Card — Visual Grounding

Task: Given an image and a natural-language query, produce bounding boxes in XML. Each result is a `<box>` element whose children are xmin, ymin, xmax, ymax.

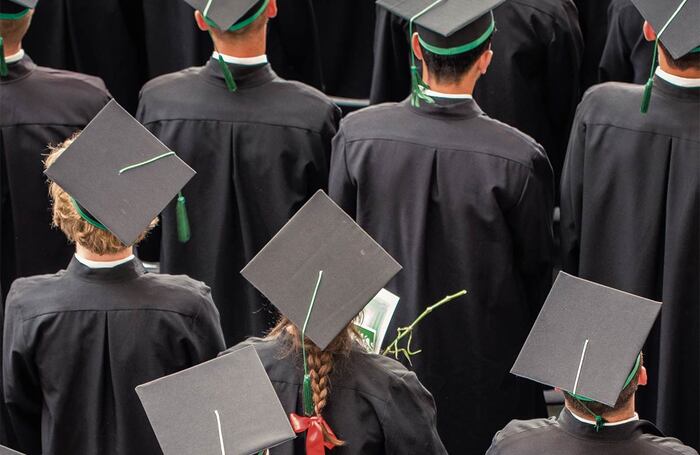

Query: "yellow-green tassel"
<box><xmin>302</xmin><ymin>374</ymin><xmax>314</xmax><ymax>416</ymax></box>
<box><xmin>0</xmin><ymin>37</ymin><xmax>8</xmax><ymax>77</ymax></box>
<box><xmin>218</xmin><ymin>54</ymin><xmax>237</xmax><ymax>92</ymax></box>
<box><xmin>641</xmin><ymin>77</ymin><xmax>654</xmax><ymax>114</ymax></box>
<box><xmin>176</xmin><ymin>192</ymin><xmax>191</xmax><ymax>243</ymax></box>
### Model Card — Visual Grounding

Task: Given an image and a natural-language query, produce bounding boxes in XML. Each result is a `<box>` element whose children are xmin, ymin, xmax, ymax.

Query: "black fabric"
<box><xmin>575</xmin><ymin>0</ymin><xmax>613</xmax><ymax>90</ymax></box>
<box><xmin>329</xmin><ymin>97</ymin><xmax>554</xmax><ymax>454</ymax></box>
<box><xmin>599</xmin><ymin>0</ymin><xmax>653</xmax><ymax>84</ymax></box>
<box><xmin>2</xmin><ymin>257</ymin><xmax>226</xmax><ymax>455</ymax></box>
<box><xmin>137</xmin><ymin>60</ymin><xmax>340</xmax><ymax>346</ymax></box>
<box><xmin>0</xmin><ymin>55</ymin><xmax>110</xmax><ymax>303</ymax></box>
<box><xmin>20</xmin><ymin>0</ymin><xmax>327</xmax><ymax>114</ymax></box>
<box><xmin>486</xmin><ymin>408</ymin><xmax>697</xmax><ymax>454</ymax></box>
<box><xmin>369</xmin><ymin>0</ymin><xmax>583</xmax><ymax>192</ymax></box>
<box><xmin>561</xmin><ymin>78</ymin><xmax>700</xmax><ymax>449</ymax></box>
<box><xmin>224</xmin><ymin>337</ymin><xmax>448</xmax><ymax>454</ymax></box>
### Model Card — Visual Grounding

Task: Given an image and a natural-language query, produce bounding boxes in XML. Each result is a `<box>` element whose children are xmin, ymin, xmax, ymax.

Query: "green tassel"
<box><xmin>594</xmin><ymin>415</ymin><xmax>604</xmax><ymax>432</ymax></box>
<box><xmin>0</xmin><ymin>37</ymin><xmax>8</xmax><ymax>77</ymax></box>
<box><xmin>302</xmin><ymin>373</ymin><xmax>314</xmax><ymax>416</ymax></box>
<box><xmin>176</xmin><ymin>192</ymin><xmax>191</xmax><ymax>243</ymax></box>
<box><xmin>217</xmin><ymin>54</ymin><xmax>237</xmax><ymax>92</ymax></box>
<box><xmin>410</xmin><ymin>65</ymin><xmax>434</xmax><ymax>108</ymax></box>
<box><xmin>641</xmin><ymin>76</ymin><xmax>654</xmax><ymax>114</ymax></box>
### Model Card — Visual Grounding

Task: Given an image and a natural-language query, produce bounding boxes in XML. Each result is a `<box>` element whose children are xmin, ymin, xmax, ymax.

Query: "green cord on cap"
<box><xmin>408</xmin><ymin>0</ymin><xmax>443</xmax><ymax>107</ymax></box>
<box><xmin>418</xmin><ymin>16</ymin><xmax>495</xmax><ymax>56</ymax></box>
<box><xmin>641</xmin><ymin>0</ymin><xmax>689</xmax><ymax>113</ymax></box>
<box><xmin>70</xmin><ymin>197</ymin><xmax>108</xmax><ymax>231</ymax></box>
<box><xmin>301</xmin><ymin>270</ymin><xmax>324</xmax><ymax>416</ymax></box>
<box><xmin>0</xmin><ymin>37</ymin><xmax>7</xmax><ymax>77</ymax></box>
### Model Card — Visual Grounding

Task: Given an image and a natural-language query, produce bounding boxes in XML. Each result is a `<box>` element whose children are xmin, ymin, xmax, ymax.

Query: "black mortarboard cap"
<box><xmin>0</xmin><ymin>0</ymin><xmax>37</xmax><ymax>14</ymax></box>
<box><xmin>136</xmin><ymin>345</ymin><xmax>295</xmax><ymax>455</ymax></box>
<box><xmin>241</xmin><ymin>190</ymin><xmax>402</xmax><ymax>350</ymax></box>
<box><xmin>376</xmin><ymin>0</ymin><xmax>505</xmax><ymax>49</ymax></box>
<box><xmin>184</xmin><ymin>0</ymin><xmax>267</xmax><ymax>31</ymax></box>
<box><xmin>0</xmin><ymin>446</ymin><xmax>24</xmax><ymax>455</ymax></box>
<box><xmin>511</xmin><ymin>272</ymin><xmax>661</xmax><ymax>407</ymax></box>
<box><xmin>44</xmin><ymin>99</ymin><xmax>195</xmax><ymax>246</ymax></box>
<box><xmin>631</xmin><ymin>0</ymin><xmax>700</xmax><ymax>59</ymax></box>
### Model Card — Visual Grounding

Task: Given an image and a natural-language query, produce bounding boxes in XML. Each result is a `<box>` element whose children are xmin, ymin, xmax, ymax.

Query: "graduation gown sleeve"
<box><xmin>328</xmin><ymin>129</ymin><xmax>357</xmax><ymax>218</ymax></box>
<box><xmin>380</xmin><ymin>370</ymin><xmax>446</xmax><ymax>454</ymax></box>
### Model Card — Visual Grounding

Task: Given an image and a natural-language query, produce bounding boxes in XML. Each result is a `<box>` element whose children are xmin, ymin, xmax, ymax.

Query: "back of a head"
<box><xmin>44</xmin><ymin>135</ymin><xmax>157</xmax><ymax>256</ymax></box>
<box><xmin>0</xmin><ymin>3</ymin><xmax>32</xmax><ymax>50</ymax></box>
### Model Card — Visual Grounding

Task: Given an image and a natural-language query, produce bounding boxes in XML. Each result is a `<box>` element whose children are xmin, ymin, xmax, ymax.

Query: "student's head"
<box><xmin>564</xmin><ymin>354</ymin><xmax>648</xmax><ymax>419</ymax></box>
<box><xmin>643</xmin><ymin>21</ymin><xmax>700</xmax><ymax>74</ymax></box>
<box><xmin>44</xmin><ymin>135</ymin><xmax>157</xmax><ymax>256</ymax></box>
<box><xmin>0</xmin><ymin>9</ymin><xmax>32</xmax><ymax>55</ymax></box>
<box><xmin>410</xmin><ymin>11</ymin><xmax>494</xmax><ymax>87</ymax></box>
<box><xmin>193</xmin><ymin>0</ymin><xmax>277</xmax><ymax>50</ymax></box>
<box><xmin>267</xmin><ymin>316</ymin><xmax>356</xmax><ymax>447</ymax></box>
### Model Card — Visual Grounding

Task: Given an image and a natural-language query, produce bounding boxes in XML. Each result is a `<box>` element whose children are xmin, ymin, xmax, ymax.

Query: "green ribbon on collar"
<box><xmin>418</xmin><ymin>16</ymin><xmax>495</xmax><ymax>56</ymax></box>
<box><xmin>641</xmin><ymin>0</ymin><xmax>689</xmax><ymax>113</ymax></box>
<box><xmin>301</xmin><ymin>270</ymin><xmax>323</xmax><ymax>416</ymax></box>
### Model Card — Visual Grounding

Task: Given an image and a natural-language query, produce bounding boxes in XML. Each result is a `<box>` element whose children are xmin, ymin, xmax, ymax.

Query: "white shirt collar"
<box><xmin>74</xmin><ymin>254</ymin><xmax>135</xmax><ymax>269</ymax></box>
<box><xmin>423</xmin><ymin>89</ymin><xmax>473</xmax><ymax>99</ymax></box>
<box><xmin>569</xmin><ymin>410</ymin><xmax>640</xmax><ymax>427</ymax></box>
<box><xmin>656</xmin><ymin>67</ymin><xmax>700</xmax><ymax>88</ymax></box>
<box><xmin>212</xmin><ymin>52</ymin><xmax>268</xmax><ymax>66</ymax></box>
<box><xmin>5</xmin><ymin>49</ymin><xmax>25</xmax><ymax>64</ymax></box>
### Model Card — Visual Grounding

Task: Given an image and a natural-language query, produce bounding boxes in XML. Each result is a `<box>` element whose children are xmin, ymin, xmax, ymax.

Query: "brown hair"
<box><xmin>659</xmin><ymin>42</ymin><xmax>700</xmax><ymax>71</ymax></box>
<box><xmin>267</xmin><ymin>317</ymin><xmax>359</xmax><ymax>446</ymax></box>
<box><xmin>0</xmin><ymin>12</ymin><xmax>32</xmax><ymax>46</ymax></box>
<box><xmin>44</xmin><ymin>134</ymin><xmax>157</xmax><ymax>255</ymax></box>
<box><xmin>564</xmin><ymin>354</ymin><xmax>644</xmax><ymax>417</ymax></box>
<box><xmin>208</xmin><ymin>5</ymin><xmax>268</xmax><ymax>42</ymax></box>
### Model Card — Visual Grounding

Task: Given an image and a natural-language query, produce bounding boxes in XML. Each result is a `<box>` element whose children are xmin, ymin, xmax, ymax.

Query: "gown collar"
<box><xmin>0</xmin><ymin>52</ymin><xmax>35</xmax><ymax>82</ymax></box>
<box><xmin>404</xmin><ymin>95</ymin><xmax>485</xmax><ymax>120</ymax></box>
<box><xmin>66</xmin><ymin>255</ymin><xmax>146</xmax><ymax>282</ymax></box>
<box><xmin>203</xmin><ymin>58</ymin><xmax>277</xmax><ymax>89</ymax></box>
<box><xmin>557</xmin><ymin>408</ymin><xmax>664</xmax><ymax>442</ymax></box>
<box><xmin>653</xmin><ymin>74</ymin><xmax>700</xmax><ymax>102</ymax></box>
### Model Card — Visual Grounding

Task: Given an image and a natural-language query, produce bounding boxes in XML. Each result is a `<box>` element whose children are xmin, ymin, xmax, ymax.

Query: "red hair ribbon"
<box><xmin>289</xmin><ymin>413</ymin><xmax>339</xmax><ymax>455</ymax></box>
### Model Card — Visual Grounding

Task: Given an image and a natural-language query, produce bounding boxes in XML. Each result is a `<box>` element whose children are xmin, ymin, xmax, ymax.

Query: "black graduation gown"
<box><xmin>137</xmin><ymin>60</ymin><xmax>341</xmax><ymax>345</ymax></box>
<box><xmin>598</xmin><ymin>0</ymin><xmax>654</xmax><ymax>84</ymax></box>
<box><xmin>369</xmin><ymin>0</ymin><xmax>583</xmax><ymax>186</ymax></box>
<box><xmin>2</xmin><ymin>257</ymin><xmax>226</xmax><ymax>455</ymax></box>
<box><xmin>0</xmin><ymin>55</ymin><xmax>110</xmax><ymax>303</ymax></box>
<box><xmin>560</xmin><ymin>78</ymin><xmax>700</xmax><ymax>449</ymax></box>
<box><xmin>224</xmin><ymin>337</ymin><xmax>447</xmax><ymax>454</ymax></box>
<box><xmin>328</xmin><ymin>98</ymin><xmax>554</xmax><ymax>454</ymax></box>
<box><xmin>574</xmin><ymin>0</ymin><xmax>613</xmax><ymax>90</ymax></box>
<box><xmin>486</xmin><ymin>408</ymin><xmax>698</xmax><ymax>455</ymax></box>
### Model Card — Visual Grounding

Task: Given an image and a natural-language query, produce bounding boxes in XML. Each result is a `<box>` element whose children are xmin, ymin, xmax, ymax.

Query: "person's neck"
<box><xmin>212</xmin><ymin>33</ymin><xmax>266</xmax><ymax>59</ymax></box>
<box><xmin>659</xmin><ymin>54</ymin><xmax>700</xmax><ymax>79</ymax></box>
<box><xmin>75</xmin><ymin>244</ymin><xmax>134</xmax><ymax>263</ymax></box>
<box><xmin>566</xmin><ymin>401</ymin><xmax>636</xmax><ymax>424</ymax></box>
<box><xmin>3</xmin><ymin>41</ymin><xmax>21</xmax><ymax>58</ymax></box>
<box><xmin>421</xmin><ymin>64</ymin><xmax>479</xmax><ymax>95</ymax></box>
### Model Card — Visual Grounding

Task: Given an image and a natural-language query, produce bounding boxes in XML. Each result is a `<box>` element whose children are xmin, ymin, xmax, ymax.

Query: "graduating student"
<box><xmin>137</xmin><ymin>0</ymin><xmax>341</xmax><ymax>345</ymax></box>
<box><xmin>599</xmin><ymin>0</ymin><xmax>654</xmax><ymax>84</ymax></box>
<box><xmin>3</xmin><ymin>101</ymin><xmax>226</xmax><ymax>455</ymax></box>
<box><xmin>561</xmin><ymin>0</ymin><xmax>700</xmax><ymax>448</ymax></box>
<box><xmin>330</xmin><ymin>1</ymin><xmax>555</xmax><ymax>452</ymax></box>
<box><xmin>369</xmin><ymin>0</ymin><xmax>582</xmax><ymax>185</ymax></box>
<box><xmin>218</xmin><ymin>191</ymin><xmax>446</xmax><ymax>454</ymax></box>
<box><xmin>0</xmin><ymin>0</ymin><xmax>110</xmax><ymax>303</ymax></box>
<box><xmin>487</xmin><ymin>273</ymin><xmax>697</xmax><ymax>455</ymax></box>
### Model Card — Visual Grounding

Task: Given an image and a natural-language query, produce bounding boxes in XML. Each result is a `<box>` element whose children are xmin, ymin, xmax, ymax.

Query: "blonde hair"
<box><xmin>44</xmin><ymin>134</ymin><xmax>157</xmax><ymax>255</ymax></box>
<box><xmin>268</xmin><ymin>317</ymin><xmax>358</xmax><ymax>447</ymax></box>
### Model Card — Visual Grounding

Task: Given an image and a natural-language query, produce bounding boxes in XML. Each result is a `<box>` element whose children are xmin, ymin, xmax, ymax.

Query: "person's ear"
<box><xmin>642</xmin><ymin>21</ymin><xmax>657</xmax><ymax>42</ymax></box>
<box><xmin>638</xmin><ymin>366</ymin><xmax>648</xmax><ymax>386</ymax></box>
<box><xmin>267</xmin><ymin>0</ymin><xmax>278</xmax><ymax>19</ymax></box>
<box><xmin>194</xmin><ymin>10</ymin><xmax>209</xmax><ymax>31</ymax></box>
<box><xmin>411</xmin><ymin>32</ymin><xmax>424</xmax><ymax>61</ymax></box>
<box><xmin>476</xmin><ymin>48</ymin><xmax>493</xmax><ymax>75</ymax></box>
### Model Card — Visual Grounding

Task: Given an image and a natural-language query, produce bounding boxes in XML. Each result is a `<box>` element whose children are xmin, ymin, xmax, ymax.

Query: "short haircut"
<box><xmin>564</xmin><ymin>354</ymin><xmax>643</xmax><ymax>417</ymax></box>
<box><xmin>208</xmin><ymin>9</ymin><xmax>268</xmax><ymax>42</ymax></box>
<box><xmin>0</xmin><ymin>12</ymin><xmax>32</xmax><ymax>47</ymax></box>
<box><xmin>659</xmin><ymin>42</ymin><xmax>700</xmax><ymax>71</ymax></box>
<box><xmin>44</xmin><ymin>134</ymin><xmax>157</xmax><ymax>256</ymax></box>
<box><xmin>420</xmin><ymin>37</ymin><xmax>492</xmax><ymax>85</ymax></box>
